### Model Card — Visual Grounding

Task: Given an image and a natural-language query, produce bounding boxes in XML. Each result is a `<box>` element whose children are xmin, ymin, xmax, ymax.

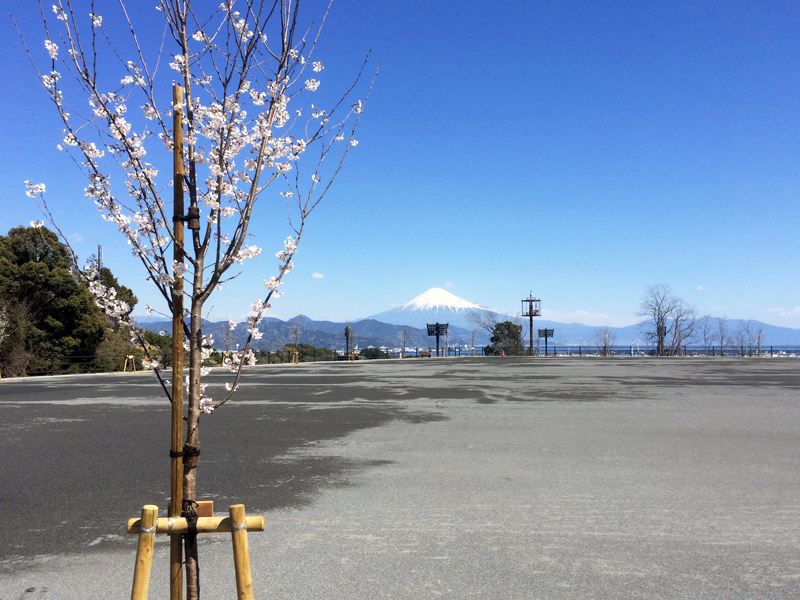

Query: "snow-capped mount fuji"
<box><xmin>365</xmin><ymin>288</ymin><xmax>499</xmax><ymax>331</ymax></box>
<box><xmin>401</xmin><ymin>288</ymin><xmax>481</xmax><ymax>312</ymax></box>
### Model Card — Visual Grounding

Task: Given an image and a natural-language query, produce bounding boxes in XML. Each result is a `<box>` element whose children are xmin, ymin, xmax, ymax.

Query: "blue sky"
<box><xmin>2</xmin><ymin>1</ymin><xmax>798</xmax><ymax>327</ymax></box>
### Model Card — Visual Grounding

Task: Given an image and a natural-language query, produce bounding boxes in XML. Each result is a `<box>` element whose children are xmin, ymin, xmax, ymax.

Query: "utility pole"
<box><xmin>521</xmin><ymin>293</ymin><xmax>541</xmax><ymax>356</ymax></box>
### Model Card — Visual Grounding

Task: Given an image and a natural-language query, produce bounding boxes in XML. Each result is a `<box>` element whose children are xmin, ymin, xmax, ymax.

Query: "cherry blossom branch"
<box><xmin>20</xmin><ymin>0</ymin><xmax>377</xmax><ymax>417</ymax></box>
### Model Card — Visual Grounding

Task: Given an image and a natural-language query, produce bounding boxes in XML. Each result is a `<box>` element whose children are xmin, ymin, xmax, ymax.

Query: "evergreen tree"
<box><xmin>487</xmin><ymin>321</ymin><xmax>525</xmax><ymax>356</ymax></box>
<box><xmin>0</xmin><ymin>226</ymin><xmax>106</xmax><ymax>364</ymax></box>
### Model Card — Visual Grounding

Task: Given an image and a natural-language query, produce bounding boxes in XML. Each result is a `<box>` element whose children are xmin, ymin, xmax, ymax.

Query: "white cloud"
<box><xmin>311</xmin><ymin>272</ymin><xmax>324</xmax><ymax>279</ymax></box>
<box><xmin>70</xmin><ymin>233</ymin><xmax>84</xmax><ymax>242</ymax></box>
<box><xmin>696</xmin><ymin>286</ymin><xmax>704</xmax><ymax>291</ymax></box>
<box><xmin>766</xmin><ymin>307</ymin><xmax>800</xmax><ymax>317</ymax></box>
<box><xmin>445</xmin><ymin>282</ymin><xmax>453</xmax><ymax>289</ymax></box>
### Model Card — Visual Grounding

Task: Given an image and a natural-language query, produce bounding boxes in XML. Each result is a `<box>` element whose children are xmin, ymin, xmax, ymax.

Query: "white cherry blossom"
<box><xmin>44</xmin><ymin>40</ymin><xmax>58</xmax><ymax>59</ymax></box>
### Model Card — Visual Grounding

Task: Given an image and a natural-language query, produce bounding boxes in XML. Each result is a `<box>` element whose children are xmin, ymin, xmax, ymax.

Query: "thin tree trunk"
<box><xmin>184</xmin><ymin>286</ymin><xmax>204</xmax><ymax>600</ymax></box>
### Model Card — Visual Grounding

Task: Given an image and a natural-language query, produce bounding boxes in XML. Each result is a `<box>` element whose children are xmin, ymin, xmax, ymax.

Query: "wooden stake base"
<box><xmin>128</xmin><ymin>503</ymin><xmax>260</xmax><ymax>600</ymax></box>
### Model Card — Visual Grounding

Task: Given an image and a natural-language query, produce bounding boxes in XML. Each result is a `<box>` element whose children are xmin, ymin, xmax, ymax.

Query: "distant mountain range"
<box><xmin>137</xmin><ymin>316</ymin><xmax>455</xmax><ymax>352</ymax></box>
<box><xmin>135</xmin><ymin>288</ymin><xmax>800</xmax><ymax>351</ymax></box>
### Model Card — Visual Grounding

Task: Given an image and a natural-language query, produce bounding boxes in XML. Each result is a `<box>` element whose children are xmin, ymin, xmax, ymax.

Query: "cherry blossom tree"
<box><xmin>18</xmin><ymin>1</ymin><xmax>376</xmax><ymax>597</ymax></box>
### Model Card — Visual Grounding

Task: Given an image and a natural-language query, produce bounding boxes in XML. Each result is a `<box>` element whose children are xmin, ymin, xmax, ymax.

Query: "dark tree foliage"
<box><xmin>143</xmin><ymin>329</ymin><xmax>173</xmax><ymax>356</ymax></box>
<box><xmin>0</xmin><ymin>226</ymin><xmax>106</xmax><ymax>360</ymax></box>
<box><xmin>487</xmin><ymin>321</ymin><xmax>525</xmax><ymax>356</ymax></box>
<box><xmin>93</xmin><ymin>327</ymin><xmax>173</xmax><ymax>372</ymax></box>
<box><xmin>360</xmin><ymin>347</ymin><xmax>389</xmax><ymax>359</ymax></box>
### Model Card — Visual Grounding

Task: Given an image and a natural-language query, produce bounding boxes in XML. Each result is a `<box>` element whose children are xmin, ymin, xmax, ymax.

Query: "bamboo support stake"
<box><xmin>170</xmin><ymin>83</ymin><xmax>185</xmax><ymax>600</ymax></box>
<box><xmin>131</xmin><ymin>505</ymin><xmax>158</xmax><ymax>600</ymax></box>
<box><xmin>229</xmin><ymin>505</ymin><xmax>255</xmax><ymax>600</ymax></box>
<box><xmin>127</xmin><ymin>515</ymin><xmax>266</xmax><ymax>535</ymax></box>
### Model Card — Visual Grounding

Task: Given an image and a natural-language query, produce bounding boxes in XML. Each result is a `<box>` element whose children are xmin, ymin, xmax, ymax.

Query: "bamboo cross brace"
<box><xmin>127</xmin><ymin>515</ymin><xmax>266</xmax><ymax>535</ymax></box>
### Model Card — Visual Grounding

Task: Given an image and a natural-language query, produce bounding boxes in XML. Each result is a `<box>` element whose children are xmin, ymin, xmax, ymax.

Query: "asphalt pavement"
<box><xmin>1</xmin><ymin>357</ymin><xmax>799</xmax><ymax>599</ymax></box>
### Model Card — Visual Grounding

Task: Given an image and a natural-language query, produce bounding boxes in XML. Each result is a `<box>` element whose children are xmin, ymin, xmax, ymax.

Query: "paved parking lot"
<box><xmin>1</xmin><ymin>357</ymin><xmax>799</xmax><ymax>598</ymax></box>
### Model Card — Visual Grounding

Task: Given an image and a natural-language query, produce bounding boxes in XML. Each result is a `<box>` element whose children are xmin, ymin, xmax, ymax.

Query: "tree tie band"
<box><xmin>169</xmin><ymin>448</ymin><xmax>200</xmax><ymax>458</ymax></box>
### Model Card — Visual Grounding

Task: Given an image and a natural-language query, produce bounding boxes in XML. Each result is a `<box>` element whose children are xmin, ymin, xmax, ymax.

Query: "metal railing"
<box><xmin>4</xmin><ymin>344</ymin><xmax>797</xmax><ymax>378</ymax></box>
<box><xmin>546</xmin><ymin>345</ymin><xmax>800</xmax><ymax>357</ymax></box>
<box><xmin>0</xmin><ymin>352</ymin><xmax>171</xmax><ymax>378</ymax></box>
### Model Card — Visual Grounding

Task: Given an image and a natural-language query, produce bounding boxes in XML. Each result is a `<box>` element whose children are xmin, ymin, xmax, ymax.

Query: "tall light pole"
<box><xmin>521</xmin><ymin>293</ymin><xmax>541</xmax><ymax>356</ymax></box>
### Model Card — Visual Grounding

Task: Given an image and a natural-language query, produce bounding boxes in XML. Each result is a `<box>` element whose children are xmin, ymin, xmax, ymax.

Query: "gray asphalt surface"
<box><xmin>1</xmin><ymin>357</ymin><xmax>799</xmax><ymax>599</ymax></box>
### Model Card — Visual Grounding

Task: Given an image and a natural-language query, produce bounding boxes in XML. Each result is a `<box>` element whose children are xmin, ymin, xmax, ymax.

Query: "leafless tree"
<box><xmin>738</xmin><ymin>320</ymin><xmax>757</xmax><ymax>357</ymax></box>
<box><xmin>398</xmin><ymin>328</ymin><xmax>408</xmax><ymax>359</ymax></box>
<box><xmin>292</xmin><ymin>320</ymin><xmax>302</xmax><ymax>346</ymax></box>
<box><xmin>291</xmin><ymin>320</ymin><xmax>301</xmax><ymax>363</ymax></box>
<box><xmin>717</xmin><ymin>315</ymin><xmax>729</xmax><ymax>356</ymax></box>
<box><xmin>594</xmin><ymin>326</ymin><xmax>616</xmax><ymax>356</ymax></box>
<box><xmin>468</xmin><ymin>309</ymin><xmax>499</xmax><ymax>335</ymax></box>
<box><xmin>699</xmin><ymin>315</ymin><xmax>715</xmax><ymax>355</ymax></box>
<box><xmin>224</xmin><ymin>320</ymin><xmax>236</xmax><ymax>355</ymax></box>
<box><xmin>734</xmin><ymin>324</ymin><xmax>748</xmax><ymax>356</ymax></box>
<box><xmin>745</xmin><ymin>321</ymin><xmax>765</xmax><ymax>356</ymax></box>
<box><xmin>637</xmin><ymin>284</ymin><xmax>696</xmax><ymax>356</ymax></box>
<box><xmin>755</xmin><ymin>326</ymin><xmax>765</xmax><ymax>356</ymax></box>
<box><xmin>669</xmin><ymin>301</ymin><xmax>697</xmax><ymax>355</ymax></box>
